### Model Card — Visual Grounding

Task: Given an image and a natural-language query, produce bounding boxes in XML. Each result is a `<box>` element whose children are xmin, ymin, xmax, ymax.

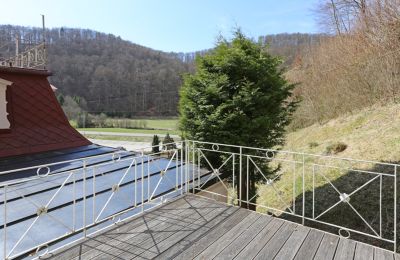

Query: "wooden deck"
<box><xmin>49</xmin><ymin>195</ymin><xmax>398</xmax><ymax>260</ymax></box>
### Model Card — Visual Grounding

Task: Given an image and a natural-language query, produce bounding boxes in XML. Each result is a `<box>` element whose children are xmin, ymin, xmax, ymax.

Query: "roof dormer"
<box><xmin>0</xmin><ymin>77</ymin><xmax>12</xmax><ymax>130</ymax></box>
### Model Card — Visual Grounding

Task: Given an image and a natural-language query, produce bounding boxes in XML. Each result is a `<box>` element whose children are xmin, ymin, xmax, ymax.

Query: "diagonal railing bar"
<box><xmin>6</xmin><ymin>173</ymin><xmax>74</xmax><ymax>257</ymax></box>
<box><xmin>1</xmin><ymin>140</ymin><xmax>398</xmax><ymax>259</ymax></box>
<box><xmin>315</xmin><ymin>172</ymin><xmax>380</xmax><ymax>221</ymax></box>
<box><xmin>149</xmin><ymin>151</ymin><xmax>177</xmax><ymax>201</ymax></box>
<box><xmin>247</xmin><ymin>157</ymin><xmax>294</xmax><ymax>213</ymax></box>
<box><xmin>10</xmin><ymin>176</ymin><xmax>75</xmax><ymax>233</ymax></box>
<box><xmin>95</xmin><ymin>159</ymin><xmax>137</xmax><ymax>223</ymax></box>
<box><xmin>347</xmin><ymin>202</ymin><xmax>380</xmax><ymax>237</ymax></box>
<box><xmin>197</xmin><ymin>149</ymin><xmax>230</xmax><ymax>192</ymax></box>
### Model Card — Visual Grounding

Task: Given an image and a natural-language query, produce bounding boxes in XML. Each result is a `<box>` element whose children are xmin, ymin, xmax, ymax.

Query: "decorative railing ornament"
<box><xmin>0</xmin><ymin>43</ymin><xmax>47</xmax><ymax>69</ymax></box>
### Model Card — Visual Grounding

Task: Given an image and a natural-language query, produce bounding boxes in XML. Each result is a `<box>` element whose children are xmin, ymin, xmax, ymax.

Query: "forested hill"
<box><xmin>0</xmin><ymin>25</ymin><xmax>192</xmax><ymax>117</ymax></box>
<box><xmin>0</xmin><ymin>25</ymin><xmax>323</xmax><ymax>117</ymax></box>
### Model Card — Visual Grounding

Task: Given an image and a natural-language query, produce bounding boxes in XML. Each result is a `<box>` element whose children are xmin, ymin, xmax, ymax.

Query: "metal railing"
<box><xmin>0</xmin><ymin>141</ymin><xmax>192</xmax><ymax>259</ymax></box>
<box><xmin>0</xmin><ymin>140</ymin><xmax>398</xmax><ymax>258</ymax></box>
<box><xmin>186</xmin><ymin>140</ymin><xmax>398</xmax><ymax>253</ymax></box>
<box><xmin>0</xmin><ymin>43</ymin><xmax>46</xmax><ymax>69</ymax></box>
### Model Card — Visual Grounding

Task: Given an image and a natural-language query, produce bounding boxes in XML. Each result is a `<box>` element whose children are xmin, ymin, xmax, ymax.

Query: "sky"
<box><xmin>0</xmin><ymin>0</ymin><xmax>320</xmax><ymax>53</ymax></box>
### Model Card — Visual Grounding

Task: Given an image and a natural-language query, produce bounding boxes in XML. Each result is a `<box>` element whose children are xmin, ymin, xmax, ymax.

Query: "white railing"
<box><xmin>0</xmin><ymin>43</ymin><xmax>46</xmax><ymax>69</ymax></box>
<box><xmin>186</xmin><ymin>140</ymin><xmax>398</xmax><ymax>253</ymax></box>
<box><xmin>0</xmin><ymin>141</ymin><xmax>193</xmax><ymax>259</ymax></box>
<box><xmin>0</xmin><ymin>140</ymin><xmax>398</xmax><ymax>258</ymax></box>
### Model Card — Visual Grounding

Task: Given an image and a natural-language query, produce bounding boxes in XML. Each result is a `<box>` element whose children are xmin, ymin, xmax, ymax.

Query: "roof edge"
<box><xmin>0</xmin><ymin>66</ymin><xmax>52</xmax><ymax>76</ymax></box>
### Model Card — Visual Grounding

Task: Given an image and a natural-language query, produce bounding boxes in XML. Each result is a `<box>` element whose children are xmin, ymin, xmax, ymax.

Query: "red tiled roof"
<box><xmin>0</xmin><ymin>67</ymin><xmax>91</xmax><ymax>158</ymax></box>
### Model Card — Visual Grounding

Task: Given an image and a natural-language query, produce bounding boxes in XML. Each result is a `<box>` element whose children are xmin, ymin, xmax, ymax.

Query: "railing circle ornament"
<box><xmin>212</xmin><ymin>144</ymin><xmax>220</xmax><ymax>151</ymax></box>
<box><xmin>112</xmin><ymin>153</ymin><xmax>121</xmax><ymax>162</ymax></box>
<box><xmin>338</xmin><ymin>228</ymin><xmax>351</xmax><ymax>238</ymax></box>
<box><xmin>36</xmin><ymin>166</ymin><xmax>50</xmax><ymax>177</ymax></box>
<box><xmin>36</xmin><ymin>244</ymin><xmax>50</xmax><ymax>259</ymax></box>
<box><xmin>265</xmin><ymin>150</ymin><xmax>275</xmax><ymax>159</ymax></box>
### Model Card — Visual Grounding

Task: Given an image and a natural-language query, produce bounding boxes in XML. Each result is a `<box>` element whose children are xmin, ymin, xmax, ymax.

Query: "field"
<box><xmin>78</xmin><ymin>127</ymin><xmax>179</xmax><ymax>136</ymax></box>
<box><xmin>77</xmin><ymin>118</ymin><xmax>179</xmax><ymax>136</ymax></box>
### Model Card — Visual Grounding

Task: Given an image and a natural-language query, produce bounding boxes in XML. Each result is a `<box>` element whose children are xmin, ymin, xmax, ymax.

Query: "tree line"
<box><xmin>0</xmin><ymin>25</ymin><xmax>192</xmax><ymax>117</ymax></box>
<box><xmin>0</xmin><ymin>25</ymin><xmax>327</xmax><ymax>119</ymax></box>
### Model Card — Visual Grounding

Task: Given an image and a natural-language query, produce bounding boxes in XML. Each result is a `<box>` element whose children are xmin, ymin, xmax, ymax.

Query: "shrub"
<box><xmin>308</xmin><ymin>142</ymin><xmax>319</xmax><ymax>148</ymax></box>
<box><xmin>325</xmin><ymin>142</ymin><xmax>347</xmax><ymax>155</ymax></box>
<box><xmin>163</xmin><ymin>133</ymin><xmax>176</xmax><ymax>150</ymax></box>
<box><xmin>152</xmin><ymin>135</ymin><xmax>160</xmax><ymax>153</ymax></box>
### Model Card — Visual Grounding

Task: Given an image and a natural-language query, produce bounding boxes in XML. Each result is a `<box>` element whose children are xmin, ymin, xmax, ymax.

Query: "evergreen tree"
<box><xmin>163</xmin><ymin>133</ymin><xmax>177</xmax><ymax>150</ymax></box>
<box><xmin>179</xmin><ymin>30</ymin><xmax>297</xmax><ymax>209</ymax></box>
<box><xmin>152</xmin><ymin>135</ymin><xmax>160</xmax><ymax>153</ymax></box>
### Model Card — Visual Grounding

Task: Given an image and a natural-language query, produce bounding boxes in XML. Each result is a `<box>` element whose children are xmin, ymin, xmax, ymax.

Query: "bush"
<box><xmin>162</xmin><ymin>133</ymin><xmax>176</xmax><ymax>150</ymax></box>
<box><xmin>152</xmin><ymin>135</ymin><xmax>160</xmax><ymax>153</ymax></box>
<box><xmin>308</xmin><ymin>142</ymin><xmax>319</xmax><ymax>148</ymax></box>
<box><xmin>325</xmin><ymin>142</ymin><xmax>347</xmax><ymax>155</ymax></box>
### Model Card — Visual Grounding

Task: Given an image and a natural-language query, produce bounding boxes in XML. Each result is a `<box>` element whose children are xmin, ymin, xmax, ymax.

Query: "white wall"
<box><xmin>0</xmin><ymin>78</ymin><xmax>12</xmax><ymax>129</ymax></box>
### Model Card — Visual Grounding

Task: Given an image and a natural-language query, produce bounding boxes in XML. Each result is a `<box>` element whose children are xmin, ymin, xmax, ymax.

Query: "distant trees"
<box><xmin>61</xmin><ymin>96</ymin><xmax>87</xmax><ymax>126</ymax></box>
<box><xmin>0</xmin><ymin>25</ymin><xmax>192</xmax><ymax>117</ymax></box>
<box><xmin>179</xmin><ymin>30</ymin><xmax>297</xmax><ymax>209</ymax></box>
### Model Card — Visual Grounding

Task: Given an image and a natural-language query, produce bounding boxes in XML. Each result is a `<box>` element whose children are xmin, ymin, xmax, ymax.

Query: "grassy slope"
<box><xmin>257</xmin><ymin>103</ymin><xmax>400</xmax><ymax>249</ymax></box>
<box><xmin>283</xmin><ymin>104</ymin><xmax>400</xmax><ymax>162</ymax></box>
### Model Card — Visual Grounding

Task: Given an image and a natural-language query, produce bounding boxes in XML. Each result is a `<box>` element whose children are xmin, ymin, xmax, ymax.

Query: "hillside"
<box><xmin>0</xmin><ymin>25</ymin><xmax>322</xmax><ymax>118</ymax></box>
<box><xmin>257</xmin><ymin>103</ymin><xmax>400</xmax><ymax>250</ymax></box>
<box><xmin>282</xmin><ymin>103</ymin><xmax>400</xmax><ymax>161</ymax></box>
<box><xmin>0</xmin><ymin>25</ymin><xmax>192</xmax><ymax>117</ymax></box>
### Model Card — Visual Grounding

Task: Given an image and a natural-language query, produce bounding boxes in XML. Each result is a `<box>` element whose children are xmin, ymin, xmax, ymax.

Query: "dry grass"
<box><xmin>257</xmin><ymin>103</ymin><xmax>400</xmax><ymax>250</ymax></box>
<box><xmin>283</xmin><ymin>103</ymin><xmax>400</xmax><ymax>162</ymax></box>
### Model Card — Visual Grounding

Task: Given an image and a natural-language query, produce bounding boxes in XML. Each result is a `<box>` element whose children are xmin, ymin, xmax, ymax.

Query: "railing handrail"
<box><xmin>0</xmin><ymin>140</ymin><xmax>397</xmax><ymax>259</ymax></box>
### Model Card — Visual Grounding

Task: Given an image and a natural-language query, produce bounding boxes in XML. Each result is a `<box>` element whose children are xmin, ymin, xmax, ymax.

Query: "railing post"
<box><xmin>83</xmin><ymin>160</ymin><xmax>87</xmax><ymax>238</ymax></box>
<box><xmin>239</xmin><ymin>146</ymin><xmax>243</xmax><ymax>207</ymax></box>
<box><xmin>394</xmin><ymin>165</ymin><xmax>397</xmax><ymax>252</ymax></box>
<box><xmin>4</xmin><ymin>185</ymin><xmax>7</xmax><ymax>260</ymax></box>
<box><xmin>185</xmin><ymin>141</ymin><xmax>189</xmax><ymax>193</ymax></box>
<box><xmin>141</xmin><ymin>150</ymin><xmax>144</xmax><ymax>213</ymax></box>
<box><xmin>92</xmin><ymin>167</ymin><xmax>96</xmax><ymax>224</ymax></box>
<box><xmin>302</xmin><ymin>154</ymin><xmax>305</xmax><ymax>226</ymax></box>
<box><xmin>73</xmin><ymin>171</ymin><xmax>76</xmax><ymax>231</ymax></box>
<box><xmin>192</xmin><ymin>141</ymin><xmax>196</xmax><ymax>194</ymax></box>
<box><xmin>134</xmin><ymin>159</ymin><xmax>137</xmax><ymax>208</ymax></box>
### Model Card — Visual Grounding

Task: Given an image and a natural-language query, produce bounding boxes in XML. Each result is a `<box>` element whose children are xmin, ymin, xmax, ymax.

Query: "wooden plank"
<box><xmin>153</xmin><ymin>206</ymin><xmax>240</xmax><ymax>260</ymax></box>
<box><xmin>213</xmin><ymin>214</ymin><xmax>273</xmax><ymax>259</ymax></box>
<box><xmin>193</xmin><ymin>212</ymin><xmax>261</xmax><ymax>259</ymax></box>
<box><xmin>53</xmin><ymin>195</ymin><xmax>206</xmax><ymax>259</ymax></box>
<box><xmin>375</xmin><ymin>247</ymin><xmax>395</xmax><ymax>260</ymax></box>
<box><xmin>293</xmin><ymin>229</ymin><xmax>324</xmax><ymax>260</ymax></box>
<box><xmin>274</xmin><ymin>225</ymin><xmax>310</xmax><ymax>260</ymax></box>
<box><xmin>64</xmin><ymin>199</ymin><xmax>201</xmax><ymax>260</ymax></box>
<box><xmin>253</xmin><ymin>221</ymin><xmax>297</xmax><ymax>260</ymax></box>
<box><xmin>313</xmin><ymin>233</ymin><xmax>340</xmax><ymax>260</ymax></box>
<box><xmin>83</xmin><ymin>196</ymin><xmax>218</xmax><ymax>260</ymax></box>
<box><xmin>172</xmin><ymin>208</ymin><xmax>250</xmax><ymax>260</ymax></box>
<box><xmin>354</xmin><ymin>242</ymin><xmax>373</xmax><ymax>260</ymax></box>
<box><xmin>234</xmin><ymin>217</ymin><xmax>285</xmax><ymax>259</ymax></box>
<box><xmin>119</xmin><ymin>198</ymin><xmax>234</xmax><ymax>259</ymax></box>
<box><xmin>333</xmin><ymin>238</ymin><xmax>356</xmax><ymax>260</ymax></box>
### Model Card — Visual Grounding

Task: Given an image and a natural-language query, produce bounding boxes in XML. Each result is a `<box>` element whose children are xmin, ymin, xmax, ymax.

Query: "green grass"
<box><xmin>84</xmin><ymin>134</ymin><xmax>152</xmax><ymax>142</ymax></box>
<box><xmin>144</xmin><ymin>119</ymin><xmax>178</xmax><ymax>130</ymax></box>
<box><xmin>78</xmin><ymin>127</ymin><xmax>179</xmax><ymax>136</ymax></box>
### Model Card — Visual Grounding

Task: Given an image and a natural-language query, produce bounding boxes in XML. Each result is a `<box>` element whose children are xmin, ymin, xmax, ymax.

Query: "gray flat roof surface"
<box><xmin>48</xmin><ymin>194</ymin><xmax>399</xmax><ymax>260</ymax></box>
